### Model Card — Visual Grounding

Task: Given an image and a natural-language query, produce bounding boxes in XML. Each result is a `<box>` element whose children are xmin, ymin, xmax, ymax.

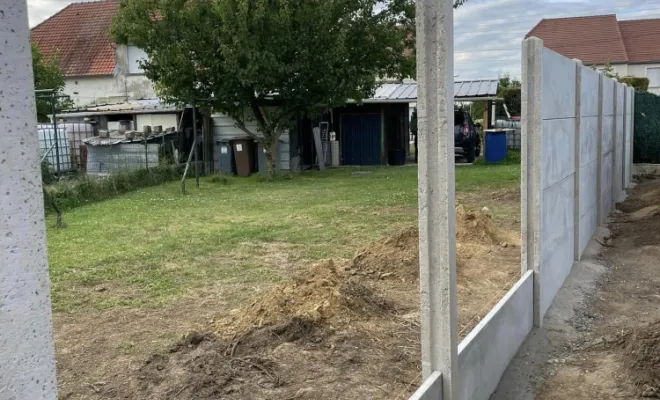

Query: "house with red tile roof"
<box><xmin>31</xmin><ymin>0</ymin><xmax>155</xmax><ymax>106</ymax></box>
<box><xmin>526</xmin><ymin>15</ymin><xmax>660</xmax><ymax>94</ymax></box>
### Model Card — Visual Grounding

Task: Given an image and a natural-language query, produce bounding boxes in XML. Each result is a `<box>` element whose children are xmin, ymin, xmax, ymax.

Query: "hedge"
<box><xmin>45</xmin><ymin>165</ymin><xmax>184</xmax><ymax>212</ymax></box>
<box><xmin>634</xmin><ymin>91</ymin><xmax>660</xmax><ymax>164</ymax></box>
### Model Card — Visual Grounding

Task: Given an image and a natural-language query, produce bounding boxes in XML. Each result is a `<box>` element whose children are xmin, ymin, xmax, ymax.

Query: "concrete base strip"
<box><xmin>409</xmin><ymin>371</ymin><xmax>443</xmax><ymax>400</ymax></box>
<box><xmin>633</xmin><ymin>163</ymin><xmax>660</xmax><ymax>177</ymax></box>
<box><xmin>457</xmin><ymin>271</ymin><xmax>534</xmax><ymax>400</ymax></box>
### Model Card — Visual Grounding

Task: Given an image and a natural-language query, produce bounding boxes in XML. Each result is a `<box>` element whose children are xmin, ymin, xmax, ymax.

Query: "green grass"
<box><xmin>47</xmin><ymin>163</ymin><xmax>520</xmax><ymax>313</ymax></box>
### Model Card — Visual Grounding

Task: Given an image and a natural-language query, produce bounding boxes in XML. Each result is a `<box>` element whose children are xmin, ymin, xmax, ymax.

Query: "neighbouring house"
<box><xmin>31</xmin><ymin>0</ymin><xmax>155</xmax><ymax>106</ymax></box>
<box><xmin>526</xmin><ymin>15</ymin><xmax>660</xmax><ymax>94</ymax></box>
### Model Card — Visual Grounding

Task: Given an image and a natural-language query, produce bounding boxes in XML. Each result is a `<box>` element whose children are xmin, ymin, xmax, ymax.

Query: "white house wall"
<box><xmin>64</xmin><ymin>75</ymin><xmax>155</xmax><ymax>106</ymax></box>
<box><xmin>592</xmin><ymin>62</ymin><xmax>660</xmax><ymax>95</ymax></box>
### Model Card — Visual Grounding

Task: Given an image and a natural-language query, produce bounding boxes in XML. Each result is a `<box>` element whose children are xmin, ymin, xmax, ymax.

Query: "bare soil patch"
<box><xmin>90</xmin><ymin>205</ymin><xmax>520</xmax><ymax>399</ymax></box>
<box><xmin>54</xmin><ymin>203</ymin><xmax>521</xmax><ymax>399</ymax></box>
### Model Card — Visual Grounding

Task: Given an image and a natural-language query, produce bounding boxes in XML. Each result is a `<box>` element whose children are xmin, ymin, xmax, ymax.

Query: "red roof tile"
<box><xmin>526</xmin><ymin>15</ymin><xmax>629</xmax><ymax>64</ymax></box>
<box><xmin>526</xmin><ymin>15</ymin><xmax>660</xmax><ymax>65</ymax></box>
<box><xmin>31</xmin><ymin>0</ymin><xmax>118</xmax><ymax>77</ymax></box>
<box><xmin>618</xmin><ymin>19</ymin><xmax>660</xmax><ymax>64</ymax></box>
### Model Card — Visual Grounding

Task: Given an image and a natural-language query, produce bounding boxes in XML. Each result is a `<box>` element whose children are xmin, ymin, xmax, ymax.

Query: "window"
<box><xmin>127</xmin><ymin>45</ymin><xmax>148</xmax><ymax>74</ymax></box>
<box><xmin>647</xmin><ymin>67</ymin><xmax>660</xmax><ymax>87</ymax></box>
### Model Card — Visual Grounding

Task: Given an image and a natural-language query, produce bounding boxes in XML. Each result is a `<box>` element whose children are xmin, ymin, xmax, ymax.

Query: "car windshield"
<box><xmin>454</xmin><ymin>112</ymin><xmax>466</xmax><ymax>126</ymax></box>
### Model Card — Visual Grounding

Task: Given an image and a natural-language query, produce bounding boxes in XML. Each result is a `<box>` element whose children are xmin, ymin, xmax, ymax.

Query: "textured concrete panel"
<box><xmin>541</xmin><ymin>175</ymin><xmax>575</xmax><ymax>259</ymax></box>
<box><xmin>458</xmin><ymin>272</ymin><xmax>534</xmax><ymax>400</ymax></box>
<box><xmin>602</xmin><ymin>78</ymin><xmax>615</xmax><ymax>116</ymax></box>
<box><xmin>541</xmin><ymin>119</ymin><xmax>576</xmax><ymax>189</ymax></box>
<box><xmin>0</xmin><ymin>1</ymin><xmax>58</xmax><ymax>398</ymax></box>
<box><xmin>409</xmin><ymin>372</ymin><xmax>443</xmax><ymax>400</ymax></box>
<box><xmin>602</xmin><ymin>116</ymin><xmax>614</xmax><ymax>155</ymax></box>
<box><xmin>580</xmin><ymin>117</ymin><xmax>599</xmax><ymax>166</ymax></box>
<box><xmin>616</xmin><ymin>83</ymin><xmax>625</xmax><ymax>116</ymax></box>
<box><xmin>615</xmin><ymin>117</ymin><xmax>625</xmax><ymax>199</ymax></box>
<box><xmin>602</xmin><ymin>190</ymin><xmax>613</xmax><ymax>219</ymax></box>
<box><xmin>580</xmin><ymin>67</ymin><xmax>601</xmax><ymax>117</ymax></box>
<box><xmin>540</xmin><ymin>230</ymin><xmax>575</xmax><ymax>317</ymax></box>
<box><xmin>541</xmin><ymin>175</ymin><xmax>575</xmax><ymax>263</ymax></box>
<box><xmin>602</xmin><ymin>152</ymin><xmax>613</xmax><ymax>196</ymax></box>
<box><xmin>542</xmin><ymin>48</ymin><xmax>577</xmax><ymax>120</ymax></box>
<box><xmin>579</xmin><ymin>206</ymin><xmax>599</xmax><ymax>256</ymax></box>
<box><xmin>579</xmin><ymin>161</ymin><xmax>598</xmax><ymax>217</ymax></box>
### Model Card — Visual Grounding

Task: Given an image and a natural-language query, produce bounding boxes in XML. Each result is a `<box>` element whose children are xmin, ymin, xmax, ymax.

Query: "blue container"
<box><xmin>484</xmin><ymin>129</ymin><xmax>508</xmax><ymax>163</ymax></box>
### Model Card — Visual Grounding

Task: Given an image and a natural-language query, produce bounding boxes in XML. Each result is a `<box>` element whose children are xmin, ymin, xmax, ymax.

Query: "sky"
<box><xmin>28</xmin><ymin>0</ymin><xmax>660</xmax><ymax>80</ymax></box>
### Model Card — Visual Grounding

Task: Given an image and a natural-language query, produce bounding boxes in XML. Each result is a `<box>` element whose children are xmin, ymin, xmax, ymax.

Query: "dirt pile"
<box><xmin>456</xmin><ymin>204</ymin><xmax>512</xmax><ymax>245</ymax></box>
<box><xmin>348</xmin><ymin>227</ymin><xmax>421</xmax><ymax>280</ymax></box>
<box><xmin>617</xmin><ymin>321</ymin><xmax>660</xmax><ymax>397</ymax></box>
<box><xmin>217</xmin><ymin>260</ymin><xmax>393</xmax><ymax>334</ymax></box>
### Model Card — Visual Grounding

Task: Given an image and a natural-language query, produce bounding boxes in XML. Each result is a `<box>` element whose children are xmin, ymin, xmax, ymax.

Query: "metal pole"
<box><xmin>51</xmin><ymin>98</ymin><xmax>61</xmax><ymax>177</ymax></box>
<box><xmin>416</xmin><ymin>0</ymin><xmax>458</xmax><ymax>398</ymax></box>
<box><xmin>145</xmin><ymin>138</ymin><xmax>149</xmax><ymax>171</ymax></box>
<box><xmin>193</xmin><ymin>105</ymin><xmax>199</xmax><ymax>188</ymax></box>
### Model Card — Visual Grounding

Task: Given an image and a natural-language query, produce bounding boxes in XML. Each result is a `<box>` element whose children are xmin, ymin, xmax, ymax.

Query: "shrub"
<box><xmin>618</xmin><ymin>76</ymin><xmax>650</xmax><ymax>92</ymax></box>
<box><xmin>44</xmin><ymin>165</ymin><xmax>184</xmax><ymax>212</ymax></box>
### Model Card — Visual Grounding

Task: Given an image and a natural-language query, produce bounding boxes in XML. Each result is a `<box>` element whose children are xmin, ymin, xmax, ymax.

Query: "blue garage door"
<box><xmin>341</xmin><ymin>114</ymin><xmax>382</xmax><ymax>165</ymax></box>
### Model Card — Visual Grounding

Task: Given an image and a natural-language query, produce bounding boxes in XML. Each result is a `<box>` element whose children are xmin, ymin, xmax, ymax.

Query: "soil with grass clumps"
<box><xmin>617</xmin><ymin>321</ymin><xmax>660</xmax><ymax>398</ymax></box>
<box><xmin>103</xmin><ymin>204</ymin><xmax>520</xmax><ymax>399</ymax></box>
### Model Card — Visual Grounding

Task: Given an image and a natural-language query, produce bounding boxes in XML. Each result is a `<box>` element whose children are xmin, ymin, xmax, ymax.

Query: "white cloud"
<box><xmin>29</xmin><ymin>0</ymin><xmax>660</xmax><ymax>78</ymax></box>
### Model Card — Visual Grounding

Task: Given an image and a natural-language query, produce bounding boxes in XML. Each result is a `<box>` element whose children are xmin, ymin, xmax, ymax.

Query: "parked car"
<box><xmin>454</xmin><ymin>111</ymin><xmax>481</xmax><ymax>163</ymax></box>
<box><xmin>411</xmin><ymin>109</ymin><xmax>481</xmax><ymax>163</ymax></box>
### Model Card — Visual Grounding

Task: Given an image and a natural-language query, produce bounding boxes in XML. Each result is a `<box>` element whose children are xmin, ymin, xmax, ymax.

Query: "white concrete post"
<box><xmin>0</xmin><ymin>1</ymin><xmax>58</xmax><ymax>399</ymax></box>
<box><xmin>521</xmin><ymin>37</ymin><xmax>543</xmax><ymax>327</ymax></box>
<box><xmin>573</xmin><ymin>61</ymin><xmax>582</xmax><ymax>262</ymax></box>
<box><xmin>622</xmin><ymin>87</ymin><xmax>628</xmax><ymax>190</ymax></box>
<box><xmin>596</xmin><ymin>76</ymin><xmax>604</xmax><ymax>224</ymax></box>
<box><xmin>630</xmin><ymin>88</ymin><xmax>635</xmax><ymax>184</ymax></box>
<box><xmin>611</xmin><ymin>83</ymin><xmax>618</xmax><ymax>209</ymax></box>
<box><xmin>415</xmin><ymin>0</ymin><xmax>458</xmax><ymax>396</ymax></box>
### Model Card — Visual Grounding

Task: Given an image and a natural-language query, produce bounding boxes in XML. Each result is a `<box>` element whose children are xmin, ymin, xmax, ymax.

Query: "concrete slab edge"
<box><xmin>457</xmin><ymin>271</ymin><xmax>534</xmax><ymax>400</ymax></box>
<box><xmin>633</xmin><ymin>163</ymin><xmax>660</xmax><ymax>177</ymax></box>
<box><xmin>409</xmin><ymin>371</ymin><xmax>443</xmax><ymax>400</ymax></box>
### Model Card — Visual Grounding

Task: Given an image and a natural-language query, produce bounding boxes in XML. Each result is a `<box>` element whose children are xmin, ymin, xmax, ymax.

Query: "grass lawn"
<box><xmin>47</xmin><ymin>161</ymin><xmax>520</xmax><ymax>313</ymax></box>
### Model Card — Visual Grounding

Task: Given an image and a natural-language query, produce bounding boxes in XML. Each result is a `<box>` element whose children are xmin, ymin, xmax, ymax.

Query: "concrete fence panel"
<box><xmin>522</xmin><ymin>37</ymin><xmax>634</xmax><ymax>325</ymax></box>
<box><xmin>578</xmin><ymin>66</ymin><xmax>601</xmax><ymax>255</ymax></box>
<box><xmin>457</xmin><ymin>271</ymin><xmax>534</xmax><ymax>400</ymax></box>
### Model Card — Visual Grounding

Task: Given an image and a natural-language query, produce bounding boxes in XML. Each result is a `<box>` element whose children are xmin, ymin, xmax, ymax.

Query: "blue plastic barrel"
<box><xmin>484</xmin><ymin>129</ymin><xmax>508</xmax><ymax>163</ymax></box>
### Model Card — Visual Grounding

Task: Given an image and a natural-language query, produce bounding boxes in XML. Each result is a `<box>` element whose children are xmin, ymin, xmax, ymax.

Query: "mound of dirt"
<box><xmin>617</xmin><ymin>321</ymin><xmax>660</xmax><ymax>397</ymax></box>
<box><xmin>217</xmin><ymin>260</ymin><xmax>392</xmax><ymax>334</ymax></box>
<box><xmin>348</xmin><ymin>227</ymin><xmax>420</xmax><ymax>280</ymax></box>
<box><xmin>456</xmin><ymin>204</ymin><xmax>510</xmax><ymax>245</ymax></box>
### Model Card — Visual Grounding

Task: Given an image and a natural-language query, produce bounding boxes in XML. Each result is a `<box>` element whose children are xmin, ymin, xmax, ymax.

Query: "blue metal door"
<box><xmin>341</xmin><ymin>114</ymin><xmax>382</xmax><ymax>165</ymax></box>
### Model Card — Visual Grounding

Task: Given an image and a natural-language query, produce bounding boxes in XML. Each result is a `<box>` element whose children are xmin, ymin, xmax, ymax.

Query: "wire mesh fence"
<box><xmin>38</xmin><ymin>122</ymin><xmax>96</xmax><ymax>173</ymax></box>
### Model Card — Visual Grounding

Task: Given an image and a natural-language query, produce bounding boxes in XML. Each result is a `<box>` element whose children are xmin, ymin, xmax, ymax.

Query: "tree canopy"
<box><xmin>32</xmin><ymin>44</ymin><xmax>72</xmax><ymax>122</ymax></box>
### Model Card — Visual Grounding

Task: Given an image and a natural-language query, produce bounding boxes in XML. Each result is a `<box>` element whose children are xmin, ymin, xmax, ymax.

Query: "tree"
<box><xmin>496</xmin><ymin>74</ymin><xmax>521</xmax><ymax>117</ymax></box>
<box><xmin>32</xmin><ymin>44</ymin><xmax>72</xmax><ymax>122</ymax></box>
<box><xmin>112</xmin><ymin>0</ymin><xmax>469</xmax><ymax>175</ymax></box>
<box><xmin>601</xmin><ymin>61</ymin><xmax>620</xmax><ymax>80</ymax></box>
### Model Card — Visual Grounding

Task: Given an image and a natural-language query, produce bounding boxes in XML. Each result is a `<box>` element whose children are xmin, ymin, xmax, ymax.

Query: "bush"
<box><xmin>618</xmin><ymin>76</ymin><xmax>650</xmax><ymax>92</ymax></box>
<box><xmin>41</xmin><ymin>159</ymin><xmax>57</xmax><ymax>185</ymax></box>
<box><xmin>45</xmin><ymin>165</ymin><xmax>184</xmax><ymax>212</ymax></box>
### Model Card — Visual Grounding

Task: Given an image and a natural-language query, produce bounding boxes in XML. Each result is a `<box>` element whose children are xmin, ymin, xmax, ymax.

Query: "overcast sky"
<box><xmin>28</xmin><ymin>0</ymin><xmax>660</xmax><ymax>80</ymax></box>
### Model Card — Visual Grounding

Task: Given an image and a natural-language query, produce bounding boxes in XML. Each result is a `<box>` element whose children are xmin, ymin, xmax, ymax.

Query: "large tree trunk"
<box><xmin>265</xmin><ymin>137</ymin><xmax>279</xmax><ymax>176</ymax></box>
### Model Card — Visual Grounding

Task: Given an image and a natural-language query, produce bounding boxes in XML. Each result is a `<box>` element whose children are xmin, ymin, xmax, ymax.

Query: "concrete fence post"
<box><xmin>415</xmin><ymin>0</ymin><xmax>458</xmax><ymax>397</ymax></box>
<box><xmin>611</xmin><ymin>83</ymin><xmax>618</xmax><ymax>210</ymax></box>
<box><xmin>521</xmin><ymin>37</ymin><xmax>543</xmax><ymax>327</ymax></box>
<box><xmin>630</xmin><ymin>88</ymin><xmax>635</xmax><ymax>184</ymax></box>
<box><xmin>596</xmin><ymin>76</ymin><xmax>604</xmax><ymax>225</ymax></box>
<box><xmin>573</xmin><ymin>61</ymin><xmax>582</xmax><ymax>262</ymax></box>
<box><xmin>622</xmin><ymin>87</ymin><xmax>628</xmax><ymax>190</ymax></box>
<box><xmin>0</xmin><ymin>1</ymin><xmax>58</xmax><ymax>399</ymax></box>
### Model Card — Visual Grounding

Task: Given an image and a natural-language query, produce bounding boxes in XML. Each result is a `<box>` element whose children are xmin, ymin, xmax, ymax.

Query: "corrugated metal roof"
<box><xmin>365</xmin><ymin>79</ymin><xmax>500</xmax><ymax>102</ymax></box>
<box><xmin>61</xmin><ymin>99</ymin><xmax>181</xmax><ymax>117</ymax></box>
<box><xmin>83</xmin><ymin>130</ymin><xmax>175</xmax><ymax>146</ymax></box>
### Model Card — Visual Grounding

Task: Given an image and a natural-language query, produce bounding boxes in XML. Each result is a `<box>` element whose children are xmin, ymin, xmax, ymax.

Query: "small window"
<box><xmin>647</xmin><ymin>67</ymin><xmax>660</xmax><ymax>87</ymax></box>
<box><xmin>127</xmin><ymin>45</ymin><xmax>148</xmax><ymax>74</ymax></box>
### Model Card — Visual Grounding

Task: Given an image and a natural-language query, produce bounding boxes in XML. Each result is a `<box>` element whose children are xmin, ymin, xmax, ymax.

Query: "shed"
<box><xmin>308</xmin><ymin>79</ymin><xmax>501</xmax><ymax>167</ymax></box>
<box><xmin>83</xmin><ymin>131</ymin><xmax>176</xmax><ymax>177</ymax></box>
<box><xmin>212</xmin><ymin>113</ymin><xmax>291</xmax><ymax>172</ymax></box>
